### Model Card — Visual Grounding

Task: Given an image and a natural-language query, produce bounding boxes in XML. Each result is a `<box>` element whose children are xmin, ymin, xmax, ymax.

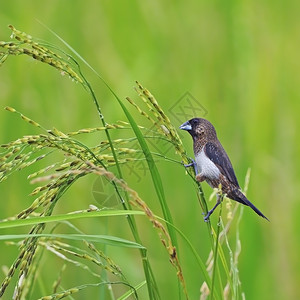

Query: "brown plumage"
<box><xmin>180</xmin><ymin>118</ymin><xmax>268</xmax><ymax>221</ymax></box>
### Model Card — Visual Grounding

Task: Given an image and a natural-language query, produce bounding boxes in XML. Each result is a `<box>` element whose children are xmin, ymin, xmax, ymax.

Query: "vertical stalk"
<box><xmin>210</xmin><ymin>198</ymin><xmax>223</xmax><ymax>300</ymax></box>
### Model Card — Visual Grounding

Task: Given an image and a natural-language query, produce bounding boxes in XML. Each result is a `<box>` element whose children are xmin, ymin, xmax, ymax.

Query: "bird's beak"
<box><xmin>179</xmin><ymin>121</ymin><xmax>192</xmax><ymax>131</ymax></box>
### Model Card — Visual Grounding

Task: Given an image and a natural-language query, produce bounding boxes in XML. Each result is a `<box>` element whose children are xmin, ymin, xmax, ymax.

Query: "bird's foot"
<box><xmin>183</xmin><ymin>158</ymin><xmax>198</xmax><ymax>174</ymax></box>
<box><xmin>201</xmin><ymin>211</ymin><xmax>211</xmax><ymax>222</ymax></box>
<box><xmin>184</xmin><ymin>162</ymin><xmax>193</xmax><ymax>168</ymax></box>
<box><xmin>203</xmin><ymin>199</ymin><xmax>222</xmax><ymax>222</ymax></box>
<box><xmin>203</xmin><ymin>211</ymin><xmax>213</xmax><ymax>222</ymax></box>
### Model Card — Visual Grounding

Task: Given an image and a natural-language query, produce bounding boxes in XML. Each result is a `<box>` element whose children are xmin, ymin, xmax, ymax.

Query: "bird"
<box><xmin>179</xmin><ymin>118</ymin><xmax>268</xmax><ymax>221</ymax></box>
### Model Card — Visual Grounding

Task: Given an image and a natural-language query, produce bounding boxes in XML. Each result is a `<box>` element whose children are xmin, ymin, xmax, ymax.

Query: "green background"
<box><xmin>0</xmin><ymin>1</ymin><xmax>299</xmax><ymax>299</ymax></box>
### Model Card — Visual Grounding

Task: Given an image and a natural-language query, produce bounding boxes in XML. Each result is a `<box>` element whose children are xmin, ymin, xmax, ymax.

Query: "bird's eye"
<box><xmin>192</xmin><ymin>120</ymin><xmax>199</xmax><ymax>127</ymax></box>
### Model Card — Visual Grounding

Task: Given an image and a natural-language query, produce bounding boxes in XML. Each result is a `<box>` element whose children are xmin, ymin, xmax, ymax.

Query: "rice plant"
<box><xmin>0</xmin><ymin>25</ymin><xmax>246</xmax><ymax>299</ymax></box>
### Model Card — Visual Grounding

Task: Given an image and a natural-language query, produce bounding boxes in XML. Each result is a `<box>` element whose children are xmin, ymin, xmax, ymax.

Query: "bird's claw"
<box><xmin>183</xmin><ymin>158</ymin><xmax>198</xmax><ymax>174</ymax></box>
<box><xmin>203</xmin><ymin>214</ymin><xmax>210</xmax><ymax>222</ymax></box>
<box><xmin>201</xmin><ymin>211</ymin><xmax>210</xmax><ymax>222</ymax></box>
<box><xmin>184</xmin><ymin>162</ymin><xmax>194</xmax><ymax>168</ymax></box>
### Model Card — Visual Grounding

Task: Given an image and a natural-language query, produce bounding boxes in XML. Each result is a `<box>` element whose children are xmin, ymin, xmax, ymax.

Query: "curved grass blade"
<box><xmin>39</xmin><ymin>24</ymin><xmax>177</xmax><ymax>246</ymax></box>
<box><xmin>37</xmin><ymin>281</ymin><xmax>138</xmax><ymax>300</ymax></box>
<box><xmin>118</xmin><ymin>280</ymin><xmax>146</xmax><ymax>300</ymax></box>
<box><xmin>0</xmin><ymin>233</ymin><xmax>145</xmax><ymax>249</ymax></box>
<box><xmin>0</xmin><ymin>210</ymin><xmax>144</xmax><ymax>229</ymax></box>
<box><xmin>156</xmin><ymin>217</ymin><xmax>222</xmax><ymax>300</ymax></box>
<box><xmin>36</xmin><ymin>23</ymin><xmax>160</xmax><ymax>299</ymax></box>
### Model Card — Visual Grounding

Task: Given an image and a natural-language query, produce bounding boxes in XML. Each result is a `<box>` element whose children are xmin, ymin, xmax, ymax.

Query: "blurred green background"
<box><xmin>0</xmin><ymin>1</ymin><xmax>299</xmax><ymax>299</ymax></box>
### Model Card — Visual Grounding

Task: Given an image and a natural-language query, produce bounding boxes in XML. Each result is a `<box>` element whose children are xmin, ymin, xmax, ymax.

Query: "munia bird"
<box><xmin>180</xmin><ymin>118</ymin><xmax>268</xmax><ymax>221</ymax></box>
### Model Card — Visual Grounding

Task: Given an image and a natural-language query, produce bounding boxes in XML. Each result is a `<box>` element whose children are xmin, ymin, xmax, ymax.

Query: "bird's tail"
<box><xmin>233</xmin><ymin>189</ymin><xmax>269</xmax><ymax>221</ymax></box>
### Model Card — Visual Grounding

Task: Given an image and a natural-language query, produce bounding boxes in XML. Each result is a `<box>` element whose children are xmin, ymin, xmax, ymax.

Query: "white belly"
<box><xmin>195</xmin><ymin>149</ymin><xmax>220</xmax><ymax>180</ymax></box>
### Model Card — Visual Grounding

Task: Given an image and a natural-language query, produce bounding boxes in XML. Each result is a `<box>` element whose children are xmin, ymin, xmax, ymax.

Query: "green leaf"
<box><xmin>0</xmin><ymin>210</ymin><xmax>144</xmax><ymax>229</ymax></box>
<box><xmin>42</xmin><ymin>24</ymin><xmax>177</xmax><ymax>247</ymax></box>
<box><xmin>118</xmin><ymin>98</ymin><xmax>178</xmax><ymax>242</ymax></box>
<box><xmin>117</xmin><ymin>280</ymin><xmax>146</xmax><ymax>300</ymax></box>
<box><xmin>0</xmin><ymin>233</ymin><xmax>145</xmax><ymax>249</ymax></box>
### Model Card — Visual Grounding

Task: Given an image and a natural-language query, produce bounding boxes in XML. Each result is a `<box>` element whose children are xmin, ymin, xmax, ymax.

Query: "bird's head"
<box><xmin>179</xmin><ymin>118</ymin><xmax>217</xmax><ymax>141</ymax></box>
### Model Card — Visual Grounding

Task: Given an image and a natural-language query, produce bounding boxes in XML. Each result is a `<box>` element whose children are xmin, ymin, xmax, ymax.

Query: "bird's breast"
<box><xmin>195</xmin><ymin>149</ymin><xmax>220</xmax><ymax>180</ymax></box>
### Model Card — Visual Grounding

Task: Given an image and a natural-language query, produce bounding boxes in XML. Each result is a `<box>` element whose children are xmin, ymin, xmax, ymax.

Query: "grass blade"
<box><xmin>40</xmin><ymin>24</ymin><xmax>177</xmax><ymax>246</ymax></box>
<box><xmin>118</xmin><ymin>280</ymin><xmax>146</xmax><ymax>300</ymax></box>
<box><xmin>0</xmin><ymin>233</ymin><xmax>145</xmax><ymax>249</ymax></box>
<box><xmin>0</xmin><ymin>210</ymin><xmax>144</xmax><ymax>229</ymax></box>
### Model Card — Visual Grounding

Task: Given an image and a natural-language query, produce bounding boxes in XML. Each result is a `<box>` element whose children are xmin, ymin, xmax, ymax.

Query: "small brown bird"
<box><xmin>180</xmin><ymin>118</ymin><xmax>268</xmax><ymax>221</ymax></box>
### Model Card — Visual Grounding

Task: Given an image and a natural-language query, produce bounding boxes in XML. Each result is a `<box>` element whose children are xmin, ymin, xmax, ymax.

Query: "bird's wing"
<box><xmin>204</xmin><ymin>142</ymin><xmax>240</xmax><ymax>187</ymax></box>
